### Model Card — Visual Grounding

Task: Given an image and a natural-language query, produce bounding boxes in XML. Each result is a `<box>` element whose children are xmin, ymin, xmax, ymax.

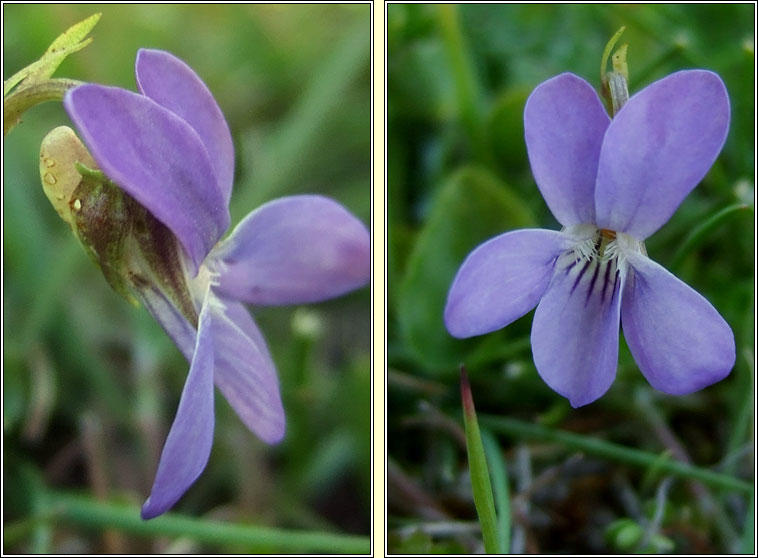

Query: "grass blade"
<box><xmin>461</xmin><ymin>366</ymin><xmax>500</xmax><ymax>553</ymax></box>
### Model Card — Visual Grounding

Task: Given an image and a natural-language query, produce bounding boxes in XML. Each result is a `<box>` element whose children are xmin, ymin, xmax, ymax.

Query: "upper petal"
<box><xmin>141</xmin><ymin>289</ymin><xmax>215</xmax><ymax>519</ymax></box>
<box><xmin>444</xmin><ymin>229</ymin><xmax>568</xmax><ymax>338</ymax></box>
<box><xmin>524</xmin><ymin>73</ymin><xmax>610</xmax><ymax>226</ymax></box>
<box><xmin>621</xmin><ymin>252</ymin><xmax>735</xmax><ymax>395</ymax></box>
<box><xmin>64</xmin><ymin>84</ymin><xmax>230</xmax><ymax>275</ymax></box>
<box><xmin>531</xmin><ymin>253</ymin><xmax>623</xmax><ymax>407</ymax></box>
<box><xmin>595</xmin><ymin>70</ymin><xmax>730</xmax><ymax>240</ymax></box>
<box><xmin>210</xmin><ymin>293</ymin><xmax>285</xmax><ymax>443</ymax></box>
<box><xmin>213</xmin><ymin>195</ymin><xmax>370</xmax><ymax>306</ymax></box>
<box><xmin>135</xmin><ymin>49</ymin><xmax>235</xmax><ymax>204</ymax></box>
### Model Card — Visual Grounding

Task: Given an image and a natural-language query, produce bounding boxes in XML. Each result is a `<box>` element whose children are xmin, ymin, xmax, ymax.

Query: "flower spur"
<box><xmin>444</xmin><ymin>70</ymin><xmax>735</xmax><ymax>406</ymax></box>
<box><xmin>40</xmin><ymin>48</ymin><xmax>370</xmax><ymax>518</ymax></box>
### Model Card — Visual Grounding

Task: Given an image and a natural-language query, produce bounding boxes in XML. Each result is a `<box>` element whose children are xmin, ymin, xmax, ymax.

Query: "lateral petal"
<box><xmin>444</xmin><ymin>229</ymin><xmax>568</xmax><ymax>338</ymax></box>
<box><xmin>524</xmin><ymin>73</ymin><xmax>610</xmax><ymax>226</ymax></box>
<box><xmin>621</xmin><ymin>252</ymin><xmax>735</xmax><ymax>394</ymax></box>
<box><xmin>136</xmin><ymin>49</ymin><xmax>235</xmax><ymax>203</ymax></box>
<box><xmin>531</xmin><ymin>253</ymin><xmax>623</xmax><ymax>407</ymax></box>
<box><xmin>64</xmin><ymin>84</ymin><xmax>230</xmax><ymax>274</ymax></box>
<box><xmin>213</xmin><ymin>195</ymin><xmax>370</xmax><ymax>306</ymax></box>
<box><xmin>141</xmin><ymin>289</ymin><xmax>215</xmax><ymax>519</ymax></box>
<box><xmin>595</xmin><ymin>70</ymin><xmax>730</xmax><ymax>240</ymax></box>
<box><xmin>211</xmin><ymin>293</ymin><xmax>285</xmax><ymax>444</ymax></box>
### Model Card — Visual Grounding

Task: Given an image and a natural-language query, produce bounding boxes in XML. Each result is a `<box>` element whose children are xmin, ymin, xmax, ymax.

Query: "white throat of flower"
<box><xmin>562</xmin><ymin>223</ymin><xmax>645</xmax><ymax>272</ymax></box>
<box><xmin>186</xmin><ymin>258</ymin><xmax>223</xmax><ymax>311</ymax></box>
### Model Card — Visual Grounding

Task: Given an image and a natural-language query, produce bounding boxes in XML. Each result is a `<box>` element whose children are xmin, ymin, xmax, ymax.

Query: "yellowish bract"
<box><xmin>39</xmin><ymin>125</ymin><xmax>97</xmax><ymax>229</ymax></box>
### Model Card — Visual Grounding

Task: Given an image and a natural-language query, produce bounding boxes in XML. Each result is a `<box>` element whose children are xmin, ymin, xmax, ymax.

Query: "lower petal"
<box><xmin>141</xmin><ymin>290</ymin><xmax>215</xmax><ymax>519</ymax></box>
<box><xmin>211</xmin><ymin>293</ymin><xmax>285</xmax><ymax>444</ymax></box>
<box><xmin>531</xmin><ymin>254</ymin><xmax>623</xmax><ymax>407</ymax></box>
<box><xmin>444</xmin><ymin>229</ymin><xmax>568</xmax><ymax>338</ymax></box>
<box><xmin>621</xmin><ymin>253</ymin><xmax>735</xmax><ymax>395</ymax></box>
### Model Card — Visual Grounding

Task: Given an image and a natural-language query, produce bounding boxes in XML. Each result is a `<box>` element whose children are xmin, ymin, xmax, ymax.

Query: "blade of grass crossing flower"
<box><xmin>460</xmin><ymin>366</ymin><xmax>500</xmax><ymax>554</ymax></box>
<box><xmin>670</xmin><ymin>203</ymin><xmax>752</xmax><ymax>271</ymax></box>
<box><xmin>481</xmin><ymin>429</ymin><xmax>510</xmax><ymax>553</ymax></box>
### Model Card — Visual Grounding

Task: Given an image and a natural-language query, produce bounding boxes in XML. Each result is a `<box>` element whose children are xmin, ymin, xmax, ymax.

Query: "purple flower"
<box><xmin>62</xmin><ymin>49</ymin><xmax>370</xmax><ymax>519</ymax></box>
<box><xmin>445</xmin><ymin>70</ymin><xmax>735</xmax><ymax>407</ymax></box>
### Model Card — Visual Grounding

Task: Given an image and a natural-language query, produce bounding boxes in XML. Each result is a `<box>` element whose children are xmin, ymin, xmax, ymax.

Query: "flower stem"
<box><xmin>4</xmin><ymin>78</ymin><xmax>82</xmax><ymax>136</ymax></box>
<box><xmin>479</xmin><ymin>415</ymin><xmax>752</xmax><ymax>494</ymax></box>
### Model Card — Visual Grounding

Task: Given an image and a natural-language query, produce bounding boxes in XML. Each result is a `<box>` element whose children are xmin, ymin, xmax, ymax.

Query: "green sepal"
<box><xmin>69</xmin><ymin>174</ymin><xmax>138</xmax><ymax>306</ymax></box>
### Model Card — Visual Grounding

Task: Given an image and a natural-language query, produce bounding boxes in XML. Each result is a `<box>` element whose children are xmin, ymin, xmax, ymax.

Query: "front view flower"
<box><xmin>40</xmin><ymin>49</ymin><xmax>370</xmax><ymax>518</ymax></box>
<box><xmin>445</xmin><ymin>70</ymin><xmax>734</xmax><ymax>407</ymax></box>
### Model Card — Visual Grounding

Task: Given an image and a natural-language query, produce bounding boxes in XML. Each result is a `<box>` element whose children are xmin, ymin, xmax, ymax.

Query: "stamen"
<box><xmin>572</xmin><ymin>232</ymin><xmax>600</xmax><ymax>263</ymax></box>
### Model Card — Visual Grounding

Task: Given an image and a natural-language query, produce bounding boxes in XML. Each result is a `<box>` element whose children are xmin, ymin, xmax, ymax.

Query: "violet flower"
<box><xmin>445</xmin><ymin>70</ymin><xmax>735</xmax><ymax>407</ymax></box>
<box><xmin>60</xmin><ymin>49</ymin><xmax>370</xmax><ymax>518</ymax></box>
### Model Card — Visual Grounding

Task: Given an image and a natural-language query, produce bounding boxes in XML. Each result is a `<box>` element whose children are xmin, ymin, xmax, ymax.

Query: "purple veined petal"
<box><xmin>64</xmin><ymin>84</ymin><xmax>230</xmax><ymax>275</ymax></box>
<box><xmin>210</xmin><ymin>292</ymin><xmax>285</xmax><ymax>444</ymax></box>
<box><xmin>136</xmin><ymin>49</ymin><xmax>235</xmax><ymax>204</ymax></box>
<box><xmin>212</xmin><ymin>195</ymin><xmax>370</xmax><ymax>306</ymax></box>
<box><xmin>524</xmin><ymin>72</ymin><xmax>610</xmax><ymax>226</ymax></box>
<box><xmin>621</xmin><ymin>252</ymin><xmax>735</xmax><ymax>395</ymax></box>
<box><xmin>531</xmin><ymin>253</ymin><xmax>624</xmax><ymax>407</ymax></box>
<box><xmin>444</xmin><ymin>229</ymin><xmax>569</xmax><ymax>338</ymax></box>
<box><xmin>141</xmin><ymin>289</ymin><xmax>215</xmax><ymax>519</ymax></box>
<box><xmin>595</xmin><ymin>70</ymin><xmax>730</xmax><ymax>240</ymax></box>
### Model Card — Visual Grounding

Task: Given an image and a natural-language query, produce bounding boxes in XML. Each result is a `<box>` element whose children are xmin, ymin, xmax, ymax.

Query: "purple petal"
<box><xmin>211</xmin><ymin>293</ymin><xmax>285</xmax><ymax>443</ymax></box>
<box><xmin>135</xmin><ymin>49</ymin><xmax>235</xmax><ymax>204</ymax></box>
<box><xmin>444</xmin><ymin>229</ymin><xmax>569</xmax><ymax>338</ymax></box>
<box><xmin>141</xmin><ymin>290</ymin><xmax>215</xmax><ymax>519</ymax></box>
<box><xmin>531</xmin><ymin>253</ymin><xmax>623</xmax><ymax>406</ymax></box>
<box><xmin>64</xmin><ymin>84</ymin><xmax>230</xmax><ymax>275</ymax></box>
<box><xmin>621</xmin><ymin>252</ymin><xmax>735</xmax><ymax>394</ymax></box>
<box><xmin>131</xmin><ymin>277</ymin><xmax>197</xmax><ymax>362</ymax></box>
<box><xmin>524</xmin><ymin>73</ymin><xmax>610</xmax><ymax>226</ymax></box>
<box><xmin>213</xmin><ymin>195</ymin><xmax>370</xmax><ymax>306</ymax></box>
<box><xmin>595</xmin><ymin>70</ymin><xmax>730</xmax><ymax>240</ymax></box>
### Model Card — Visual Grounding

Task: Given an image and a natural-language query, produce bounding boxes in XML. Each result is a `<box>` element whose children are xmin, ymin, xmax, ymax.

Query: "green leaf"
<box><xmin>487</xmin><ymin>88</ymin><xmax>530</xmax><ymax>175</ymax></box>
<box><xmin>461</xmin><ymin>366</ymin><xmax>499</xmax><ymax>554</ymax></box>
<box><xmin>3</xmin><ymin>13</ymin><xmax>101</xmax><ymax>97</ymax></box>
<box><xmin>396</xmin><ymin>165</ymin><xmax>534</xmax><ymax>372</ymax></box>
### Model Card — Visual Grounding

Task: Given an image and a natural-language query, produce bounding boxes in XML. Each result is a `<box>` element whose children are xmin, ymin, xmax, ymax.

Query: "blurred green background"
<box><xmin>3</xmin><ymin>4</ymin><xmax>370</xmax><ymax>553</ymax></box>
<box><xmin>387</xmin><ymin>3</ymin><xmax>753</xmax><ymax>554</ymax></box>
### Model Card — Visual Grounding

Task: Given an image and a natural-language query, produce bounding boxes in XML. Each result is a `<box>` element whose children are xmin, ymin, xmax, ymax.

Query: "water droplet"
<box><xmin>44</xmin><ymin>172</ymin><xmax>57</xmax><ymax>185</ymax></box>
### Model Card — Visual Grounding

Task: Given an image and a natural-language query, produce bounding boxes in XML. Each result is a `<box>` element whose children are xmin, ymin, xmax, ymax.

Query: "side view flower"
<box><xmin>40</xmin><ymin>49</ymin><xmax>370</xmax><ymax>519</ymax></box>
<box><xmin>445</xmin><ymin>70</ymin><xmax>734</xmax><ymax>407</ymax></box>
